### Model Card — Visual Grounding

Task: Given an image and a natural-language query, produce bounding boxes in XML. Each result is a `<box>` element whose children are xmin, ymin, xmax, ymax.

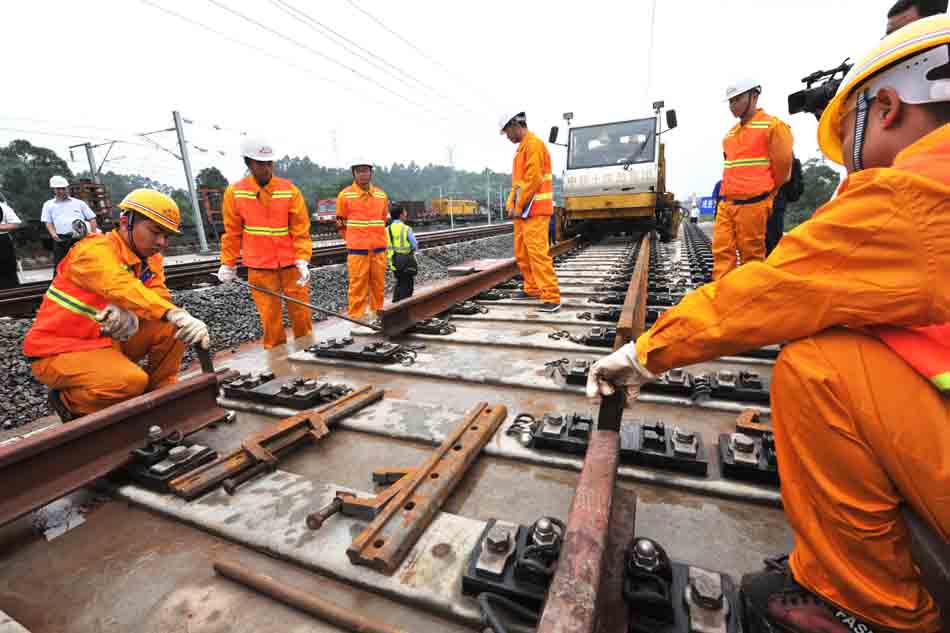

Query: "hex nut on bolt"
<box><xmin>485</xmin><ymin>526</ymin><xmax>511</xmax><ymax>553</ymax></box>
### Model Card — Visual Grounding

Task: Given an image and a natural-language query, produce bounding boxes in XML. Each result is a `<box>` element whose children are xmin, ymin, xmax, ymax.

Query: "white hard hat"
<box><xmin>350</xmin><ymin>157</ymin><xmax>374</xmax><ymax>170</ymax></box>
<box><xmin>49</xmin><ymin>175</ymin><xmax>69</xmax><ymax>189</ymax></box>
<box><xmin>724</xmin><ymin>79</ymin><xmax>762</xmax><ymax>102</ymax></box>
<box><xmin>240</xmin><ymin>136</ymin><xmax>276</xmax><ymax>162</ymax></box>
<box><xmin>498</xmin><ymin>110</ymin><xmax>527</xmax><ymax>133</ymax></box>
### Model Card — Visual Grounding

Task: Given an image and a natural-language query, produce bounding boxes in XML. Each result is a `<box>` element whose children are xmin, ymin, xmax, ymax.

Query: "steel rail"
<box><xmin>378</xmin><ymin>237</ymin><xmax>581</xmax><ymax>337</ymax></box>
<box><xmin>0</xmin><ymin>223</ymin><xmax>514</xmax><ymax>317</ymax></box>
<box><xmin>0</xmin><ymin>370</ymin><xmax>234</xmax><ymax>526</ymax></box>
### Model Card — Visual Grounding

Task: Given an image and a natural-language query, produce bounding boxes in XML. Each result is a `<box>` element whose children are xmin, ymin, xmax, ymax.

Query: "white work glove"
<box><xmin>585</xmin><ymin>342</ymin><xmax>657</xmax><ymax>401</ymax></box>
<box><xmin>165</xmin><ymin>308</ymin><xmax>210</xmax><ymax>350</ymax></box>
<box><xmin>95</xmin><ymin>304</ymin><xmax>139</xmax><ymax>341</ymax></box>
<box><xmin>216</xmin><ymin>264</ymin><xmax>237</xmax><ymax>283</ymax></box>
<box><xmin>294</xmin><ymin>259</ymin><xmax>310</xmax><ymax>287</ymax></box>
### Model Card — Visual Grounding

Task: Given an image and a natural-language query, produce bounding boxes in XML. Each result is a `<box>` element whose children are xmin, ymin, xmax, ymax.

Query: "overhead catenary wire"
<box><xmin>269</xmin><ymin>0</ymin><xmax>480</xmax><ymax>117</ymax></box>
<box><xmin>202</xmin><ymin>0</ymin><xmax>449</xmax><ymax>123</ymax></box>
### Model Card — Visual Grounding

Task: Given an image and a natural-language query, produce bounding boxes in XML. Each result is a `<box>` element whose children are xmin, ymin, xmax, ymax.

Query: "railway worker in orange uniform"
<box><xmin>335</xmin><ymin>158</ymin><xmax>388</xmax><ymax>324</ymax></box>
<box><xmin>23</xmin><ymin>189</ymin><xmax>210</xmax><ymax>421</ymax></box>
<box><xmin>217</xmin><ymin>137</ymin><xmax>313</xmax><ymax>349</ymax></box>
<box><xmin>499</xmin><ymin>111</ymin><xmax>560</xmax><ymax>312</ymax></box>
<box><xmin>587</xmin><ymin>16</ymin><xmax>950</xmax><ymax>633</ymax></box>
<box><xmin>714</xmin><ymin>80</ymin><xmax>794</xmax><ymax>280</ymax></box>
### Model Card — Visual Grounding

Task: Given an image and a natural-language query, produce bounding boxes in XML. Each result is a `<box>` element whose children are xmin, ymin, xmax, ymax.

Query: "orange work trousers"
<box><xmin>31</xmin><ymin>318</ymin><xmax>185</xmax><ymax>416</ymax></box>
<box><xmin>513</xmin><ymin>216</ymin><xmax>560</xmax><ymax>303</ymax></box>
<box><xmin>772</xmin><ymin>329</ymin><xmax>948</xmax><ymax>632</ymax></box>
<box><xmin>711</xmin><ymin>196</ymin><xmax>773</xmax><ymax>280</ymax></box>
<box><xmin>248</xmin><ymin>267</ymin><xmax>312</xmax><ymax>349</ymax></box>
<box><xmin>347</xmin><ymin>251</ymin><xmax>387</xmax><ymax>319</ymax></box>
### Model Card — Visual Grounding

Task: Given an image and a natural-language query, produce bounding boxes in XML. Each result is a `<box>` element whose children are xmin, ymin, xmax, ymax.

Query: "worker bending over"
<box><xmin>588</xmin><ymin>16</ymin><xmax>950</xmax><ymax>633</ymax></box>
<box><xmin>714</xmin><ymin>81</ymin><xmax>793</xmax><ymax>279</ymax></box>
<box><xmin>499</xmin><ymin>111</ymin><xmax>560</xmax><ymax>312</ymax></box>
<box><xmin>23</xmin><ymin>189</ymin><xmax>210</xmax><ymax>421</ymax></box>
<box><xmin>336</xmin><ymin>159</ymin><xmax>388</xmax><ymax>322</ymax></box>
<box><xmin>218</xmin><ymin>137</ymin><xmax>312</xmax><ymax>349</ymax></box>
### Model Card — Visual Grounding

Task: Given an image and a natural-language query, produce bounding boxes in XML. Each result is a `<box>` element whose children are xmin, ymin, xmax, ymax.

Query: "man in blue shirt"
<box><xmin>386</xmin><ymin>207</ymin><xmax>418</xmax><ymax>302</ymax></box>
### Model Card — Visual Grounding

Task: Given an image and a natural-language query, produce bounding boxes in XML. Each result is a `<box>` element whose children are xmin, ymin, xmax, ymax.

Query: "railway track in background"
<box><xmin>0</xmin><ymin>223</ymin><xmax>513</xmax><ymax>317</ymax></box>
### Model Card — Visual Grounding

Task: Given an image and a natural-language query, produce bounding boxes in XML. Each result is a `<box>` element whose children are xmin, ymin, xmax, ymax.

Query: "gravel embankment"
<box><xmin>0</xmin><ymin>234</ymin><xmax>515</xmax><ymax>429</ymax></box>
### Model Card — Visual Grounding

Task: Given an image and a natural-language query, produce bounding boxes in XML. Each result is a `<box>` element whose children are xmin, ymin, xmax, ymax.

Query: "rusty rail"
<box><xmin>614</xmin><ymin>232</ymin><xmax>652</xmax><ymax>350</ymax></box>
<box><xmin>537</xmin><ymin>392</ymin><xmax>626</xmax><ymax>633</ymax></box>
<box><xmin>379</xmin><ymin>237</ymin><xmax>581</xmax><ymax>337</ymax></box>
<box><xmin>0</xmin><ymin>371</ymin><xmax>233</xmax><ymax>526</ymax></box>
<box><xmin>347</xmin><ymin>402</ymin><xmax>508</xmax><ymax>573</ymax></box>
<box><xmin>214</xmin><ymin>558</ymin><xmax>410</xmax><ymax>633</ymax></box>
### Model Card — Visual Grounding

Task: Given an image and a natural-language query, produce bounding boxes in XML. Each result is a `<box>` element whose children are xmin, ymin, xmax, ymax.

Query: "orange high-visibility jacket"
<box><xmin>721</xmin><ymin>109</ymin><xmax>794</xmax><ymax>199</ymax></box>
<box><xmin>507</xmin><ymin>131</ymin><xmax>554</xmax><ymax>217</ymax></box>
<box><xmin>220</xmin><ymin>175</ymin><xmax>312</xmax><ymax>269</ymax></box>
<box><xmin>636</xmin><ymin>123</ymin><xmax>950</xmax><ymax>377</ymax></box>
<box><xmin>23</xmin><ymin>231</ymin><xmax>175</xmax><ymax>358</ymax></box>
<box><xmin>336</xmin><ymin>182</ymin><xmax>388</xmax><ymax>251</ymax></box>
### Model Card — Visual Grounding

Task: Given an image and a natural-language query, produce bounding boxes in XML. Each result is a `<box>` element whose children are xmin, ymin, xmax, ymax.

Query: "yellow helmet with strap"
<box><xmin>818</xmin><ymin>14</ymin><xmax>950</xmax><ymax>166</ymax></box>
<box><xmin>117</xmin><ymin>188</ymin><xmax>182</xmax><ymax>234</ymax></box>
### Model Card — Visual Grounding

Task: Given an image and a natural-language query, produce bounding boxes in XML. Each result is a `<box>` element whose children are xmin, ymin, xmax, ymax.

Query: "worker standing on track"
<box><xmin>42</xmin><ymin>175</ymin><xmax>98</xmax><ymax>270</ymax></box>
<box><xmin>714</xmin><ymin>81</ymin><xmax>793</xmax><ymax>280</ymax></box>
<box><xmin>217</xmin><ymin>137</ymin><xmax>313</xmax><ymax>349</ymax></box>
<box><xmin>23</xmin><ymin>189</ymin><xmax>210</xmax><ymax>421</ymax></box>
<box><xmin>587</xmin><ymin>16</ymin><xmax>950</xmax><ymax>633</ymax></box>
<box><xmin>336</xmin><ymin>159</ymin><xmax>388</xmax><ymax>323</ymax></box>
<box><xmin>386</xmin><ymin>205</ymin><xmax>417</xmax><ymax>302</ymax></box>
<box><xmin>499</xmin><ymin>111</ymin><xmax>561</xmax><ymax>312</ymax></box>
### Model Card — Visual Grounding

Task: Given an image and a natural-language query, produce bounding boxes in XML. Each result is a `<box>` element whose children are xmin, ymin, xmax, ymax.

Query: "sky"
<box><xmin>3</xmin><ymin>0</ymin><xmax>890</xmax><ymax>200</ymax></box>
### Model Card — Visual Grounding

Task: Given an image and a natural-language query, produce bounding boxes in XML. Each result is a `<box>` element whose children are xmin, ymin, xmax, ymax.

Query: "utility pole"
<box><xmin>485</xmin><ymin>170</ymin><xmax>491</xmax><ymax>225</ymax></box>
<box><xmin>83</xmin><ymin>144</ymin><xmax>99</xmax><ymax>183</ymax></box>
<box><xmin>172</xmin><ymin>110</ymin><xmax>209</xmax><ymax>253</ymax></box>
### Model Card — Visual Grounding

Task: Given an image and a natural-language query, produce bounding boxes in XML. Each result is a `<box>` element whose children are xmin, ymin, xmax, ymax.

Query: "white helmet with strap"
<box><xmin>724</xmin><ymin>79</ymin><xmax>762</xmax><ymax>102</ymax></box>
<box><xmin>49</xmin><ymin>175</ymin><xmax>69</xmax><ymax>188</ymax></box>
<box><xmin>240</xmin><ymin>136</ymin><xmax>276</xmax><ymax>162</ymax></box>
<box><xmin>350</xmin><ymin>157</ymin><xmax>374</xmax><ymax>170</ymax></box>
<box><xmin>498</xmin><ymin>110</ymin><xmax>527</xmax><ymax>133</ymax></box>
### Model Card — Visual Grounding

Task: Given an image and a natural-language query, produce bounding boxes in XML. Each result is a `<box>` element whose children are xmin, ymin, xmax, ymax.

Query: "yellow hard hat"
<box><xmin>118</xmin><ymin>188</ymin><xmax>182</xmax><ymax>234</ymax></box>
<box><xmin>818</xmin><ymin>14</ymin><xmax>950</xmax><ymax>165</ymax></box>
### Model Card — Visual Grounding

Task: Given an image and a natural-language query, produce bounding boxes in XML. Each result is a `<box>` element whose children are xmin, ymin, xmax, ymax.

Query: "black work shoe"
<box><xmin>538</xmin><ymin>302</ymin><xmax>561</xmax><ymax>313</ymax></box>
<box><xmin>47</xmin><ymin>389</ymin><xmax>76</xmax><ymax>422</ymax></box>
<box><xmin>740</xmin><ymin>555</ymin><xmax>882</xmax><ymax>633</ymax></box>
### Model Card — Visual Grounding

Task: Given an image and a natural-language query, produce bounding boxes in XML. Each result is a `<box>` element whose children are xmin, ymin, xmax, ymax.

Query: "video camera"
<box><xmin>787</xmin><ymin>58</ymin><xmax>853</xmax><ymax>118</ymax></box>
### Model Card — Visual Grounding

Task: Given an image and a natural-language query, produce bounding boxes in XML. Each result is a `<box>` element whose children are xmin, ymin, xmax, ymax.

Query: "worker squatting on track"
<box><xmin>217</xmin><ymin>137</ymin><xmax>313</xmax><ymax>349</ymax></box>
<box><xmin>714</xmin><ymin>81</ymin><xmax>794</xmax><ymax>280</ymax></box>
<box><xmin>499</xmin><ymin>111</ymin><xmax>561</xmax><ymax>312</ymax></box>
<box><xmin>336</xmin><ymin>159</ymin><xmax>389</xmax><ymax>324</ymax></box>
<box><xmin>588</xmin><ymin>15</ymin><xmax>950</xmax><ymax>633</ymax></box>
<box><xmin>22</xmin><ymin>189</ymin><xmax>210</xmax><ymax>421</ymax></box>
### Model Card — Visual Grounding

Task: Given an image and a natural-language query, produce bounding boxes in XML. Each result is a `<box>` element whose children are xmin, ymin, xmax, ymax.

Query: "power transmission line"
<box><xmin>270</xmin><ymin>0</ymin><xmax>478</xmax><ymax>116</ymax></box>
<box><xmin>203</xmin><ymin>0</ymin><xmax>447</xmax><ymax>122</ymax></box>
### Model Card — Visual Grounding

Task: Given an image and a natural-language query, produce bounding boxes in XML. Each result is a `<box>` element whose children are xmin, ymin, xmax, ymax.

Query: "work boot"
<box><xmin>740</xmin><ymin>555</ymin><xmax>885</xmax><ymax>633</ymax></box>
<box><xmin>538</xmin><ymin>302</ymin><xmax>561</xmax><ymax>313</ymax></box>
<box><xmin>47</xmin><ymin>389</ymin><xmax>77</xmax><ymax>423</ymax></box>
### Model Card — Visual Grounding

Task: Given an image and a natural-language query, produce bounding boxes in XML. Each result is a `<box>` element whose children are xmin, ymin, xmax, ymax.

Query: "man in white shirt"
<box><xmin>41</xmin><ymin>175</ymin><xmax>97</xmax><ymax>269</ymax></box>
<box><xmin>689</xmin><ymin>205</ymin><xmax>700</xmax><ymax>224</ymax></box>
<box><xmin>0</xmin><ymin>197</ymin><xmax>21</xmax><ymax>288</ymax></box>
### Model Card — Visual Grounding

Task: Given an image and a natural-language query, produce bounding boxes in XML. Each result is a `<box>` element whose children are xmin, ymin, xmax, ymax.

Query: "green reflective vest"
<box><xmin>386</xmin><ymin>221</ymin><xmax>413</xmax><ymax>271</ymax></box>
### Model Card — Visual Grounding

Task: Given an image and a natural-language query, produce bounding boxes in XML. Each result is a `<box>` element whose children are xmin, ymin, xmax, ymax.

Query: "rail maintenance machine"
<box><xmin>549</xmin><ymin>101</ymin><xmax>680</xmax><ymax>242</ymax></box>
